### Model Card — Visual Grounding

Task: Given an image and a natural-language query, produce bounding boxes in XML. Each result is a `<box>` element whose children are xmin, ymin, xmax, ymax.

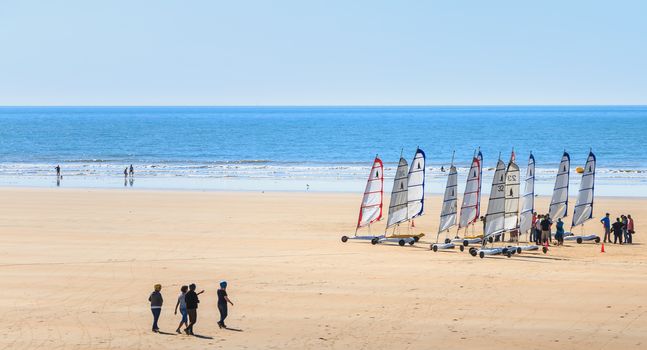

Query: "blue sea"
<box><xmin>0</xmin><ymin>106</ymin><xmax>646</xmax><ymax>195</ymax></box>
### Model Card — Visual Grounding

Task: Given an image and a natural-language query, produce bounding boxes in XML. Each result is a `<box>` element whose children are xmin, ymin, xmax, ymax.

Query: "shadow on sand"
<box><xmin>224</xmin><ymin>327</ymin><xmax>244</xmax><ymax>332</ymax></box>
<box><xmin>193</xmin><ymin>334</ymin><xmax>214</xmax><ymax>339</ymax></box>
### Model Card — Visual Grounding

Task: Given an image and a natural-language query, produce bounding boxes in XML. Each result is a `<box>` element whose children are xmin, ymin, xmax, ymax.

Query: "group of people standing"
<box><xmin>529</xmin><ymin>213</ymin><xmax>565</xmax><ymax>246</ymax></box>
<box><xmin>148</xmin><ymin>281</ymin><xmax>234</xmax><ymax>335</ymax></box>
<box><xmin>601</xmin><ymin>213</ymin><xmax>635</xmax><ymax>244</ymax></box>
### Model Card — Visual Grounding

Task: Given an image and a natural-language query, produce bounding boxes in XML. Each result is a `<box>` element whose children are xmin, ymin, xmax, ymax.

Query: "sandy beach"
<box><xmin>0</xmin><ymin>187</ymin><xmax>645</xmax><ymax>350</ymax></box>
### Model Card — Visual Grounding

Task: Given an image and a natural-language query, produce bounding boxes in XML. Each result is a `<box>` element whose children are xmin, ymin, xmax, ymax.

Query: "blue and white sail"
<box><xmin>549</xmin><ymin>152</ymin><xmax>570</xmax><ymax>219</ymax></box>
<box><xmin>572</xmin><ymin>151</ymin><xmax>596</xmax><ymax>227</ymax></box>
<box><xmin>484</xmin><ymin>159</ymin><xmax>506</xmax><ymax>238</ymax></box>
<box><xmin>459</xmin><ymin>150</ymin><xmax>482</xmax><ymax>229</ymax></box>
<box><xmin>438</xmin><ymin>163</ymin><xmax>458</xmax><ymax>233</ymax></box>
<box><xmin>386</xmin><ymin>157</ymin><xmax>409</xmax><ymax>228</ymax></box>
<box><xmin>519</xmin><ymin>153</ymin><xmax>535</xmax><ymax>234</ymax></box>
<box><xmin>407</xmin><ymin>148</ymin><xmax>426</xmax><ymax>220</ymax></box>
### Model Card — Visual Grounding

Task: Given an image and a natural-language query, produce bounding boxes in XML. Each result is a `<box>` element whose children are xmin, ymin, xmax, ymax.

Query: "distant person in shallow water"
<box><xmin>55</xmin><ymin>165</ymin><xmax>61</xmax><ymax>178</ymax></box>
<box><xmin>129</xmin><ymin>164</ymin><xmax>134</xmax><ymax>177</ymax></box>
<box><xmin>149</xmin><ymin>284</ymin><xmax>163</xmax><ymax>332</ymax></box>
<box><xmin>612</xmin><ymin>218</ymin><xmax>624</xmax><ymax>244</ymax></box>
<box><xmin>174</xmin><ymin>285</ymin><xmax>188</xmax><ymax>334</ymax></box>
<box><xmin>555</xmin><ymin>218</ymin><xmax>565</xmax><ymax>246</ymax></box>
<box><xmin>601</xmin><ymin>213</ymin><xmax>611</xmax><ymax>243</ymax></box>
<box><xmin>217</xmin><ymin>281</ymin><xmax>234</xmax><ymax>329</ymax></box>
<box><xmin>124</xmin><ymin>167</ymin><xmax>128</xmax><ymax>179</ymax></box>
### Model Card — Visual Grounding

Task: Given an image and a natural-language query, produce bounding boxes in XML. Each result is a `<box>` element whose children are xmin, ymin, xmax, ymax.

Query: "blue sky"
<box><xmin>0</xmin><ymin>0</ymin><xmax>645</xmax><ymax>105</ymax></box>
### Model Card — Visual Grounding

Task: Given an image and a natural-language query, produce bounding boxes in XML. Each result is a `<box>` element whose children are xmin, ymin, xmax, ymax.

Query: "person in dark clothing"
<box><xmin>184</xmin><ymin>283</ymin><xmax>204</xmax><ymax>335</ymax></box>
<box><xmin>148</xmin><ymin>284</ymin><xmax>163</xmax><ymax>332</ymax></box>
<box><xmin>129</xmin><ymin>164</ymin><xmax>134</xmax><ymax>177</ymax></box>
<box><xmin>217</xmin><ymin>281</ymin><xmax>234</xmax><ymax>329</ymax></box>
<box><xmin>55</xmin><ymin>165</ymin><xmax>61</xmax><ymax>178</ymax></box>
<box><xmin>540</xmin><ymin>216</ymin><xmax>552</xmax><ymax>245</ymax></box>
<box><xmin>612</xmin><ymin>218</ymin><xmax>624</xmax><ymax>244</ymax></box>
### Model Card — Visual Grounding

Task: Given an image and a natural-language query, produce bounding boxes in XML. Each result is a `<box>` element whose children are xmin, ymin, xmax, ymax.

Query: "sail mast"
<box><xmin>356</xmin><ymin>156</ymin><xmax>384</xmax><ymax>233</ymax></box>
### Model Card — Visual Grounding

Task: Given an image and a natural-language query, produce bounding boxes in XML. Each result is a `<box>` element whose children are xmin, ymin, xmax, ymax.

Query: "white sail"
<box><xmin>549</xmin><ymin>152</ymin><xmax>570</xmax><ymax>219</ymax></box>
<box><xmin>386</xmin><ymin>157</ymin><xmax>409</xmax><ymax>228</ymax></box>
<box><xmin>459</xmin><ymin>151</ymin><xmax>482</xmax><ymax>228</ymax></box>
<box><xmin>484</xmin><ymin>159</ymin><xmax>506</xmax><ymax>237</ymax></box>
<box><xmin>519</xmin><ymin>153</ymin><xmax>535</xmax><ymax>234</ymax></box>
<box><xmin>407</xmin><ymin>148</ymin><xmax>426</xmax><ymax>220</ymax></box>
<box><xmin>504</xmin><ymin>158</ymin><xmax>520</xmax><ymax>231</ymax></box>
<box><xmin>476</xmin><ymin>151</ymin><xmax>483</xmax><ymax>218</ymax></box>
<box><xmin>438</xmin><ymin>164</ymin><xmax>458</xmax><ymax>233</ymax></box>
<box><xmin>572</xmin><ymin>151</ymin><xmax>596</xmax><ymax>227</ymax></box>
<box><xmin>356</xmin><ymin>157</ymin><xmax>384</xmax><ymax>229</ymax></box>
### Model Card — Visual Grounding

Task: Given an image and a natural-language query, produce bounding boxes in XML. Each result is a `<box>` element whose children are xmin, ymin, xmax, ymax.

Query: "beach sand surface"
<box><xmin>0</xmin><ymin>188</ymin><xmax>646</xmax><ymax>349</ymax></box>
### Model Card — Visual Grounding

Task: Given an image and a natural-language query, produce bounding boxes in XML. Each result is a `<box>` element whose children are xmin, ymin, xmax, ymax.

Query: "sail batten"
<box><xmin>572</xmin><ymin>151</ymin><xmax>596</xmax><ymax>227</ymax></box>
<box><xmin>356</xmin><ymin>157</ymin><xmax>384</xmax><ymax>229</ymax></box>
<box><xmin>549</xmin><ymin>152</ymin><xmax>570</xmax><ymax>219</ymax></box>
<box><xmin>438</xmin><ymin>164</ymin><xmax>458</xmax><ymax>233</ymax></box>
<box><xmin>459</xmin><ymin>151</ymin><xmax>482</xmax><ymax>228</ymax></box>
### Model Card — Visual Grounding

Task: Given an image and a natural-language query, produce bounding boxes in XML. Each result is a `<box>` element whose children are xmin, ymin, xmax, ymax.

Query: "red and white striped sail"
<box><xmin>356</xmin><ymin>157</ymin><xmax>384</xmax><ymax>229</ymax></box>
<box><xmin>459</xmin><ymin>151</ymin><xmax>482</xmax><ymax>228</ymax></box>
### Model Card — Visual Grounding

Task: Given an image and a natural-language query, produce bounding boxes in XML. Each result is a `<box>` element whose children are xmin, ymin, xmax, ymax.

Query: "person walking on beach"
<box><xmin>601</xmin><ymin>213</ymin><xmax>611</xmax><ymax>243</ymax></box>
<box><xmin>627</xmin><ymin>214</ymin><xmax>635</xmax><ymax>244</ymax></box>
<box><xmin>184</xmin><ymin>284</ymin><xmax>204</xmax><ymax>335</ymax></box>
<box><xmin>129</xmin><ymin>164</ymin><xmax>134</xmax><ymax>177</ymax></box>
<box><xmin>612</xmin><ymin>218</ymin><xmax>624</xmax><ymax>244</ymax></box>
<box><xmin>55</xmin><ymin>165</ymin><xmax>61</xmax><ymax>178</ymax></box>
<box><xmin>555</xmin><ymin>218</ymin><xmax>565</xmax><ymax>246</ymax></box>
<box><xmin>174</xmin><ymin>285</ymin><xmax>189</xmax><ymax>334</ymax></box>
<box><xmin>149</xmin><ymin>284</ymin><xmax>163</xmax><ymax>332</ymax></box>
<box><xmin>217</xmin><ymin>281</ymin><xmax>234</xmax><ymax>329</ymax></box>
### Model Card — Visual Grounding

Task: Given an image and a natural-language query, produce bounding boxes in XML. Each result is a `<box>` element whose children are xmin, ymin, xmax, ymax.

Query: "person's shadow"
<box><xmin>192</xmin><ymin>333</ymin><xmax>214</xmax><ymax>339</ymax></box>
<box><xmin>156</xmin><ymin>330</ymin><xmax>176</xmax><ymax>336</ymax></box>
<box><xmin>224</xmin><ymin>327</ymin><xmax>244</xmax><ymax>332</ymax></box>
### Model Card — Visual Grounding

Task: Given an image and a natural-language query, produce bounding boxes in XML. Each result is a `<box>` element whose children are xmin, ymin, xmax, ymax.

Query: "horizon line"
<box><xmin>1</xmin><ymin>104</ymin><xmax>647</xmax><ymax>108</ymax></box>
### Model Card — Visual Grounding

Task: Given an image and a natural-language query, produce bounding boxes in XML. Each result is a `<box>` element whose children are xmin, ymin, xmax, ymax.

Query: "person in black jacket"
<box><xmin>612</xmin><ymin>218</ymin><xmax>624</xmax><ymax>244</ymax></box>
<box><xmin>184</xmin><ymin>283</ymin><xmax>204</xmax><ymax>335</ymax></box>
<box><xmin>217</xmin><ymin>281</ymin><xmax>234</xmax><ymax>329</ymax></box>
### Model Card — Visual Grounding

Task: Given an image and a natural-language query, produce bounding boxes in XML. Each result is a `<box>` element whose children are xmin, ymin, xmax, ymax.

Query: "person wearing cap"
<box><xmin>601</xmin><ymin>213</ymin><xmax>611</xmax><ymax>243</ymax></box>
<box><xmin>148</xmin><ymin>284</ymin><xmax>163</xmax><ymax>332</ymax></box>
<box><xmin>217</xmin><ymin>281</ymin><xmax>234</xmax><ymax>329</ymax></box>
